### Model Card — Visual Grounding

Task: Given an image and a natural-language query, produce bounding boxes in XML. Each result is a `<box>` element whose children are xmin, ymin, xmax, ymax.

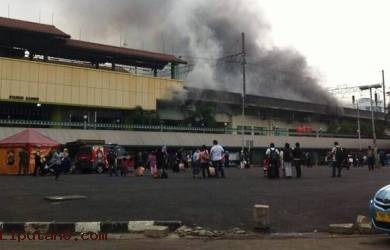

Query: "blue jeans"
<box><xmin>332</xmin><ymin>161</ymin><xmax>341</xmax><ymax>177</ymax></box>
<box><xmin>212</xmin><ymin>160</ymin><xmax>225</xmax><ymax>178</ymax></box>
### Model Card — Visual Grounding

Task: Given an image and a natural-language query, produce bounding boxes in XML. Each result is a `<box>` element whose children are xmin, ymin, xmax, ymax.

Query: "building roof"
<box><xmin>0</xmin><ymin>16</ymin><xmax>70</xmax><ymax>38</ymax></box>
<box><xmin>0</xmin><ymin>17</ymin><xmax>186</xmax><ymax>69</ymax></box>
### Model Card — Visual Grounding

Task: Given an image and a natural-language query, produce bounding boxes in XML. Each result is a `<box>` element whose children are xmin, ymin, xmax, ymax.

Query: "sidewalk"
<box><xmin>0</xmin><ymin>233</ymin><xmax>389</xmax><ymax>250</ymax></box>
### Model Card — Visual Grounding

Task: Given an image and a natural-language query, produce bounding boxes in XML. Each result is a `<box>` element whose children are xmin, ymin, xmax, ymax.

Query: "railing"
<box><xmin>0</xmin><ymin>119</ymin><xmax>378</xmax><ymax>139</ymax></box>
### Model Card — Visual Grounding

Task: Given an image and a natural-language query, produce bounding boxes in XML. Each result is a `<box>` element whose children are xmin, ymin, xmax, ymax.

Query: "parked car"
<box><xmin>75</xmin><ymin>145</ymin><xmax>107</xmax><ymax>173</ymax></box>
<box><xmin>369</xmin><ymin>184</ymin><xmax>390</xmax><ymax>233</ymax></box>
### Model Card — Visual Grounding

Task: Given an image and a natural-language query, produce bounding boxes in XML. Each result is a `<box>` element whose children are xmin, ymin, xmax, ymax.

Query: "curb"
<box><xmin>0</xmin><ymin>220</ymin><xmax>182</xmax><ymax>234</ymax></box>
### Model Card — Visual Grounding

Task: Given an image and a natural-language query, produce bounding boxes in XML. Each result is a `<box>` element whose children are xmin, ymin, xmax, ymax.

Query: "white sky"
<box><xmin>1</xmin><ymin>0</ymin><xmax>389</xmax><ymax>99</ymax></box>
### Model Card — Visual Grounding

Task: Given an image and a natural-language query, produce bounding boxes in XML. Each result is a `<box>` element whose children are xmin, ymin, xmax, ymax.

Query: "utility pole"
<box><xmin>352</xmin><ymin>95</ymin><xmax>362</xmax><ymax>150</ymax></box>
<box><xmin>382</xmin><ymin>70</ymin><xmax>386</xmax><ymax>115</ymax></box>
<box><xmin>241</xmin><ymin>32</ymin><xmax>246</xmax><ymax>154</ymax></box>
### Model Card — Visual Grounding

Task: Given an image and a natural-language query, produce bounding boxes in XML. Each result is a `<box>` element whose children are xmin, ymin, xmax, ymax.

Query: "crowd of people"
<box><xmin>11</xmin><ymin>139</ymin><xmax>389</xmax><ymax>180</ymax></box>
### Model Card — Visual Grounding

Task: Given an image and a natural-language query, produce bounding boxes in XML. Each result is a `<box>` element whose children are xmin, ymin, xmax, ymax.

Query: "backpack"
<box><xmin>284</xmin><ymin>148</ymin><xmax>293</xmax><ymax>162</ymax></box>
<box><xmin>335</xmin><ymin>147</ymin><xmax>344</xmax><ymax>163</ymax></box>
<box><xmin>269</xmin><ymin>148</ymin><xmax>280</xmax><ymax>163</ymax></box>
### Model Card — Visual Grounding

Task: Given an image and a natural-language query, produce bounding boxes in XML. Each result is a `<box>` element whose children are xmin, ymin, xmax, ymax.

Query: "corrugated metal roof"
<box><xmin>0</xmin><ymin>16</ymin><xmax>70</xmax><ymax>38</ymax></box>
<box><xmin>65</xmin><ymin>39</ymin><xmax>187</xmax><ymax>65</ymax></box>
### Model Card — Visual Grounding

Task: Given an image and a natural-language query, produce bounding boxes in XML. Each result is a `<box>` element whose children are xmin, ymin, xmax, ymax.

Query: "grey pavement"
<box><xmin>0</xmin><ymin>166</ymin><xmax>389</xmax><ymax>232</ymax></box>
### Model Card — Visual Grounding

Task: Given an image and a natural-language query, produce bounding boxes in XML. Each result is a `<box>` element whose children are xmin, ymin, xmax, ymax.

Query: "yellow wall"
<box><xmin>0</xmin><ymin>57</ymin><xmax>183</xmax><ymax>110</ymax></box>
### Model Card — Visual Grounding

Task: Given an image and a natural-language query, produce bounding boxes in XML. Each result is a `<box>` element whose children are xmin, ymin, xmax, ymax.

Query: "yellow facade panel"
<box><xmin>71</xmin><ymin>87</ymin><xmax>79</xmax><ymax>104</ymax></box>
<box><xmin>47</xmin><ymin>65</ymin><xmax>56</xmax><ymax>84</ymax></box>
<box><xmin>0</xmin><ymin>80</ymin><xmax>10</xmax><ymax>99</ymax></box>
<box><xmin>38</xmin><ymin>83</ymin><xmax>47</xmax><ymax>101</ymax></box>
<box><xmin>38</xmin><ymin>64</ymin><xmax>48</xmax><ymax>83</ymax></box>
<box><xmin>95</xmin><ymin>89</ymin><xmax>102</xmax><ymax>106</ymax></box>
<box><xmin>71</xmin><ymin>68</ymin><xmax>80</xmax><ymax>86</ymax></box>
<box><xmin>55</xmin><ymin>85</ymin><xmax>64</xmax><ymax>102</ymax></box>
<box><xmin>28</xmin><ymin>82</ymin><xmax>38</xmax><ymax>98</ymax></box>
<box><xmin>95</xmin><ymin>71</ymin><xmax>102</xmax><ymax>89</ymax></box>
<box><xmin>129</xmin><ymin>76</ymin><xmax>136</xmax><ymax>92</ymax></box>
<box><xmin>123</xmin><ymin>92</ymin><xmax>129</xmax><ymax>107</ymax></box>
<box><xmin>46</xmin><ymin>84</ymin><xmax>56</xmax><ymax>102</ymax></box>
<box><xmin>79</xmin><ymin>69</ymin><xmax>88</xmax><ymax>87</ymax></box>
<box><xmin>55</xmin><ymin>65</ymin><xmax>64</xmax><ymax>84</ymax></box>
<box><xmin>87</xmin><ymin>70</ymin><xmax>97</xmax><ymax>88</ymax></box>
<box><xmin>101</xmin><ymin>89</ymin><xmax>109</xmax><ymax>106</ymax></box>
<box><xmin>79</xmin><ymin>87</ymin><xmax>88</xmax><ymax>105</ymax></box>
<box><xmin>109</xmin><ymin>74</ymin><xmax>116</xmax><ymax>89</ymax></box>
<box><xmin>129</xmin><ymin>91</ymin><xmax>136</xmax><ymax>108</ymax></box>
<box><xmin>0</xmin><ymin>57</ymin><xmax>184</xmax><ymax>110</ymax></box>
<box><xmin>101</xmin><ymin>72</ymin><xmax>110</xmax><ymax>89</ymax></box>
<box><xmin>63</xmin><ymin>86</ymin><xmax>72</xmax><ymax>103</ymax></box>
<box><xmin>63</xmin><ymin>67</ymin><xmax>72</xmax><ymax>85</ymax></box>
<box><xmin>135</xmin><ymin>92</ymin><xmax>142</xmax><ymax>107</ymax></box>
<box><xmin>116</xmin><ymin>90</ymin><xmax>123</xmax><ymax>107</ymax></box>
<box><xmin>30</xmin><ymin>63</ymin><xmax>39</xmax><ymax>82</ymax></box>
<box><xmin>87</xmin><ymin>88</ymin><xmax>95</xmax><ymax>105</ymax></box>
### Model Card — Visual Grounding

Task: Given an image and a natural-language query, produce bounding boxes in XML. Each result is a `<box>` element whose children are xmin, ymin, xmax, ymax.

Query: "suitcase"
<box><xmin>136</xmin><ymin>167</ymin><xmax>145</xmax><ymax>176</ymax></box>
<box><xmin>208</xmin><ymin>166</ymin><xmax>216</xmax><ymax>177</ymax></box>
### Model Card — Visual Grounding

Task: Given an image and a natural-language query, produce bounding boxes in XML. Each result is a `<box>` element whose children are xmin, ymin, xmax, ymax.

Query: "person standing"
<box><xmin>51</xmin><ymin>147</ymin><xmax>63</xmax><ymax>180</ymax></box>
<box><xmin>192</xmin><ymin>148</ymin><xmax>200</xmax><ymax>178</ymax></box>
<box><xmin>19</xmin><ymin>147</ymin><xmax>28</xmax><ymax>176</ymax></box>
<box><xmin>283</xmin><ymin>143</ymin><xmax>293</xmax><ymax>178</ymax></box>
<box><xmin>199</xmin><ymin>145</ymin><xmax>210</xmax><ymax>178</ymax></box>
<box><xmin>331</xmin><ymin>141</ymin><xmax>344</xmax><ymax>177</ymax></box>
<box><xmin>108</xmin><ymin>149</ymin><xmax>118</xmax><ymax>177</ymax></box>
<box><xmin>265</xmin><ymin>143</ymin><xmax>280</xmax><ymax>179</ymax></box>
<box><xmin>210</xmin><ymin>140</ymin><xmax>225</xmax><ymax>178</ymax></box>
<box><xmin>33</xmin><ymin>150</ymin><xmax>42</xmax><ymax>176</ymax></box>
<box><xmin>367</xmin><ymin>146</ymin><xmax>375</xmax><ymax>171</ymax></box>
<box><xmin>292</xmin><ymin>142</ymin><xmax>303</xmax><ymax>178</ymax></box>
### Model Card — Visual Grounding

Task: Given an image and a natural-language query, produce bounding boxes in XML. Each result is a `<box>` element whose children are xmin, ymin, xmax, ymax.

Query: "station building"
<box><xmin>0</xmin><ymin>17</ymin><xmax>388</xmax><ymax>152</ymax></box>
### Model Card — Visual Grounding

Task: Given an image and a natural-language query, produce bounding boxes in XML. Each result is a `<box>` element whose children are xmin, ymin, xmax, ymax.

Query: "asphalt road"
<box><xmin>1</xmin><ymin>166</ymin><xmax>389</xmax><ymax>232</ymax></box>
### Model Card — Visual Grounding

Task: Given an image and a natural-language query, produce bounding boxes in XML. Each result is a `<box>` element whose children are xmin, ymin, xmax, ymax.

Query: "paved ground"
<box><xmin>1</xmin><ymin>166</ymin><xmax>390</xmax><ymax>232</ymax></box>
<box><xmin>0</xmin><ymin>234</ymin><xmax>389</xmax><ymax>250</ymax></box>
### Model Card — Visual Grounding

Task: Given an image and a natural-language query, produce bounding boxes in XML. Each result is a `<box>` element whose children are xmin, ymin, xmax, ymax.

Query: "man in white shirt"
<box><xmin>210</xmin><ymin>139</ymin><xmax>225</xmax><ymax>178</ymax></box>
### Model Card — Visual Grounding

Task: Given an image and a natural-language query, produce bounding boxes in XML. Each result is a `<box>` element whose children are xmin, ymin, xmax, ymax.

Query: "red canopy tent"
<box><xmin>0</xmin><ymin>129</ymin><xmax>59</xmax><ymax>175</ymax></box>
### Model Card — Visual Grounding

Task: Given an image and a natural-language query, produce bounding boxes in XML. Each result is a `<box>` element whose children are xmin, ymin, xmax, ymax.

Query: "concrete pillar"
<box><xmin>153</xmin><ymin>68</ymin><xmax>158</xmax><ymax>77</ymax></box>
<box><xmin>253</xmin><ymin>204</ymin><xmax>270</xmax><ymax>230</ymax></box>
<box><xmin>112</xmin><ymin>62</ymin><xmax>115</xmax><ymax>71</ymax></box>
<box><xmin>171</xmin><ymin>63</ymin><xmax>176</xmax><ymax>79</ymax></box>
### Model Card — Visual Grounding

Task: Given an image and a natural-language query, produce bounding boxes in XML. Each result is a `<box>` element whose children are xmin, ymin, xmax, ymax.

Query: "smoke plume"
<box><xmin>48</xmin><ymin>0</ymin><xmax>336</xmax><ymax>104</ymax></box>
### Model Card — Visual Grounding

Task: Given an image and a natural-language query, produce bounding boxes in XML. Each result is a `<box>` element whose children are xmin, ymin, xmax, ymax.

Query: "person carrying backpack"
<box><xmin>266</xmin><ymin>143</ymin><xmax>280</xmax><ymax>179</ymax></box>
<box><xmin>331</xmin><ymin>141</ymin><xmax>344</xmax><ymax>177</ymax></box>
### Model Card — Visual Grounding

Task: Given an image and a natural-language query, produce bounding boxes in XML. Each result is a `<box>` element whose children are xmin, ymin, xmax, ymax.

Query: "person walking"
<box><xmin>292</xmin><ymin>142</ymin><xmax>303</xmax><ymax>178</ymax></box>
<box><xmin>283</xmin><ymin>143</ymin><xmax>293</xmax><ymax>178</ymax></box>
<box><xmin>210</xmin><ymin>140</ymin><xmax>225</xmax><ymax>178</ymax></box>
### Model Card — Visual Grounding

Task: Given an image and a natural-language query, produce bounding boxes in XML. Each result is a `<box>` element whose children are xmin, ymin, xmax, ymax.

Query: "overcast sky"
<box><xmin>1</xmin><ymin>0</ymin><xmax>389</xmax><ymax>99</ymax></box>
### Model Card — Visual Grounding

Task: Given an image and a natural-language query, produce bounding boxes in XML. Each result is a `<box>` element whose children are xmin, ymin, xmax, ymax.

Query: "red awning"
<box><xmin>0</xmin><ymin>128</ymin><xmax>59</xmax><ymax>147</ymax></box>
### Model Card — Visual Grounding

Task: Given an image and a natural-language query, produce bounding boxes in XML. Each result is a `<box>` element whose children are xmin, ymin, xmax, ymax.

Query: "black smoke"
<box><xmin>49</xmin><ymin>0</ymin><xmax>336</xmax><ymax>104</ymax></box>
